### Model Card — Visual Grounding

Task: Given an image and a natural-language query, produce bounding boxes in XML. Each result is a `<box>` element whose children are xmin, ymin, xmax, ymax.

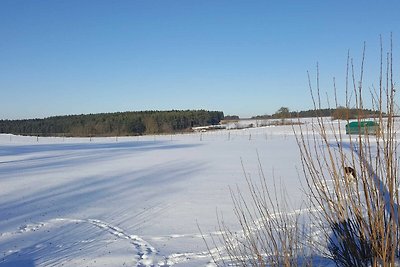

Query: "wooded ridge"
<box><xmin>0</xmin><ymin>110</ymin><xmax>224</xmax><ymax>137</ymax></box>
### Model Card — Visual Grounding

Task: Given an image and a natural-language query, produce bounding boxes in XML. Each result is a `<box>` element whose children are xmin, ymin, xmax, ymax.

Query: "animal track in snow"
<box><xmin>87</xmin><ymin>219</ymin><xmax>158</xmax><ymax>266</ymax></box>
<box><xmin>2</xmin><ymin>217</ymin><xmax>230</xmax><ymax>266</ymax></box>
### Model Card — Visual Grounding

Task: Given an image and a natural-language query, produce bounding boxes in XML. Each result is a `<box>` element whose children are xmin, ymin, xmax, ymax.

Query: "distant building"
<box><xmin>192</xmin><ymin>124</ymin><xmax>226</xmax><ymax>132</ymax></box>
<box><xmin>345</xmin><ymin>121</ymin><xmax>380</xmax><ymax>135</ymax></box>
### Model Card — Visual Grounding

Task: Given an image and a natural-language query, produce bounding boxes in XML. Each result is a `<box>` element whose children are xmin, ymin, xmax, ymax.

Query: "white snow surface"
<box><xmin>0</xmin><ymin>120</ymin><xmax>342</xmax><ymax>266</ymax></box>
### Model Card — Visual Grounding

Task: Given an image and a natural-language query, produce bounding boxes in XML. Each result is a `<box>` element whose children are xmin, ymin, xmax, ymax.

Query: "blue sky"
<box><xmin>0</xmin><ymin>1</ymin><xmax>399</xmax><ymax>119</ymax></box>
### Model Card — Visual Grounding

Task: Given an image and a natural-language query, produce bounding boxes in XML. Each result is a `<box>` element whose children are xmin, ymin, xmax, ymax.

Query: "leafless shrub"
<box><xmin>206</xmin><ymin>158</ymin><xmax>312</xmax><ymax>267</ymax></box>
<box><xmin>209</xmin><ymin>37</ymin><xmax>398</xmax><ymax>267</ymax></box>
<box><xmin>295</xmin><ymin>36</ymin><xmax>400</xmax><ymax>266</ymax></box>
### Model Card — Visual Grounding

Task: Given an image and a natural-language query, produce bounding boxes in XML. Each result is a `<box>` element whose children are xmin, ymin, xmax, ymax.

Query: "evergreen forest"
<box><xmin>0</xmin><ymin>110</ymin><xmax>224</xmax><ymax>137</ymax></box>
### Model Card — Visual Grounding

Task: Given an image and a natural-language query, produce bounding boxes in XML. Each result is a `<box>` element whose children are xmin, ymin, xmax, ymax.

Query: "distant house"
<box><xmin>345</xmin><ymin>121</ymin><xmax>380</xmax><ymax>135</ymax></box>
<box><xmin>192</xmin><ymin>124</ymin><xmax>226</xmax><ymax>132</ymax></box>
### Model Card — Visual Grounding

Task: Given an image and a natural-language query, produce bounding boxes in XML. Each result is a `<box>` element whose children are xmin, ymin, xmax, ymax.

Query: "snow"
<box><xmin>0</xmin><ymin>121</ymin><xmax>334</xmax><ymax>266</ymax></box>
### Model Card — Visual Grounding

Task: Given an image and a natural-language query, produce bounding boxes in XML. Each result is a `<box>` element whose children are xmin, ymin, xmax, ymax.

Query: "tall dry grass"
<box><xmin>210</xmin><ymin>37</ymin><xmax>399</xmax><ymax>267</ymax></box>
<box><xmin>207</xmin><ymin>158</ymin><xmax>311</xmax><ymax>267</ymax></box>
<box><xmin>296</xmin><ymin>37</ymin><xmax>399</xmax><ymax>266</ymax></box>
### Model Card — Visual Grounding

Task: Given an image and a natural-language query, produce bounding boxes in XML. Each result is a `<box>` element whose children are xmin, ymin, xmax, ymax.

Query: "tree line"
<box><xmin>0</xmin><ymin>110</ymin><xmax>224</xmax><ymax>137</ymax></box>
<box><xmin>252</xmin><ymin>107</ymin><xmax>382</xmax><ymax>120</ymax></box>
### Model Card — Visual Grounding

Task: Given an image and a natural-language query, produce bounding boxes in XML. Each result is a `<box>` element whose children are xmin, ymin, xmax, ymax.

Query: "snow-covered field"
<box><xmin>0</xmin><ymin>120</ymin><xmax>342</xmax><ymax>266</ymax></box>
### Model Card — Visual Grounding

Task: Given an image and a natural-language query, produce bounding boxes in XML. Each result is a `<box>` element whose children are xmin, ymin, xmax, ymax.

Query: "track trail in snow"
<box><xmin>86</xmin><ymin>219</ymin><xmax>159</xmax><ymax>266</ymax></box>
<box><xmin>1</xmin><ymin>205</ymin><xmax>320</xmax><ymax>266</ymax></box>
<box><xmin>1</xmin><ymin>218</ymin><xmax>158</xmax><ymax>266</ymax></box>
<box><xmin>1</xmin><ymin>217</ymin><xmax>223</xmax><ymax>266</ymax></box>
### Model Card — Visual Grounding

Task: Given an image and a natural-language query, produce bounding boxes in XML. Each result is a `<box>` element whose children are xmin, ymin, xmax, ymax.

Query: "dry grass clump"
<box><xmin>206</xmin><ymin>159</ymin><xmax>312</xmax><ymax>267</ymax></box>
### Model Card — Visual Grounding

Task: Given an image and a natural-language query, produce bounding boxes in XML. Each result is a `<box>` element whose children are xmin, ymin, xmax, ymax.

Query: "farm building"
<box><xmin>345</xmin><ymin>120</ymin><xmax>380</xmax><ymax>135</ymax></box>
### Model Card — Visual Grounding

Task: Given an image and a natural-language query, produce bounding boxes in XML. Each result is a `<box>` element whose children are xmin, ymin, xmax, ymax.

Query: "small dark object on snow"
<box><xmin>344</xmin><ymin>166</ymin><xmax>356</xmax><ymax>182</ymax></box>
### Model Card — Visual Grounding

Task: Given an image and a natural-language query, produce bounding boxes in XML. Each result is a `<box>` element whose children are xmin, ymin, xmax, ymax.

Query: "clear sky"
<box><xmin>1</xmin><ymin>1</ymin><xmax>399</xmax><ymax>119</ymax></box>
